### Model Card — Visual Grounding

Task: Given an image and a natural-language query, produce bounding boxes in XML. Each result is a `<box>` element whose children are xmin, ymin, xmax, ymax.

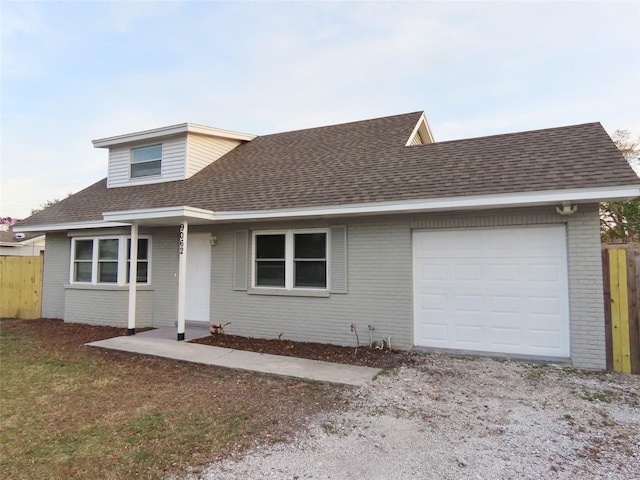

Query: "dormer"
<box><xmin>405</xmin><ymin>112</ymin><xmax>435</xmax><ymax>146</ymax></box>
<box><xmin>93</xmin><ymin>123</ymin><xmax>256</xmax><ymax>188</ymax></box>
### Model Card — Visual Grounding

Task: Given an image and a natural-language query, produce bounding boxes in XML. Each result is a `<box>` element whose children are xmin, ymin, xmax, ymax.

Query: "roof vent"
<box><xmin>15</xmin><ymin>233</ymin><xmax>26</xmax><ymax>239</ymax></box>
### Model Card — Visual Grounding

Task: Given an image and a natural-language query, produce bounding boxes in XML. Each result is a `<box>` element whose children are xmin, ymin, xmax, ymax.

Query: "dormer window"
<box><xmin>131</xmin><ymin>144</ymin><xmax>162</xmax><ymax>178</ymax></box>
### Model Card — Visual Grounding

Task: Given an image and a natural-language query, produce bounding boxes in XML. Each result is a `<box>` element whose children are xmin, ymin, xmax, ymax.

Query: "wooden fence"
<box><xmin>602</xmin><ymin>247</ymin><xmax>640</xmax><ymax>374</ymax></box>
<box><xmin>0</xmin><ymin>255</ymin><xmax>43</xmax><ymax>319</ymax></box>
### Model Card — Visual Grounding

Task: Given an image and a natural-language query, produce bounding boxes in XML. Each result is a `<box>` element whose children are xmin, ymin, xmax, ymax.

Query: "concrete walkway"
<box><xmin>86</xmin><ymin>328</ymin><xmax>380</xmax><ymax>386</ymax></box>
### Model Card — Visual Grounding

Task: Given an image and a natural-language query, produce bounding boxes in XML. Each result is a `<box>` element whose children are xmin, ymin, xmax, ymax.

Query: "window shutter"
<box><xmin>233</xmin><ymin>230</ymin><xmax>249</xmax><ymax>291</ymax></box>
<box><xmin>330</xmin><ymin>226</ymin><xmax>347</xmax><ymax>293</ymax></box>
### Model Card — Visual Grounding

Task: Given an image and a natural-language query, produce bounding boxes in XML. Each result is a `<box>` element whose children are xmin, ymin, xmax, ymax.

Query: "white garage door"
<box><xmin>413</xmin><ymin>225</ymin><xmax>570</xmax><ymax>357</ymax></box>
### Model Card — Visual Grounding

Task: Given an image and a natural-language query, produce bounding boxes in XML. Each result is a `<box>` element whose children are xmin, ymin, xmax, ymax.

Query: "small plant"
<box><xmin>209</xmin><ymin>322</ymin><xmax>231</xmax><ymax>335</ymax></box>
<box><xmin>580</xmin><ymin>390</ymin><xmax>613</xmax><ymax>403</ymax></box>
<box><xmin>372</xmin><ymin>367</ymin><xmax>394</xmax><ymax>381</ymax></box>
<box><xmin>323</xmin><ymin>422</ymin><xmax>339</xmax><ymax>435</ymax></box>
<box><xmin>350</xmin><ymin>323</ymin><xmax>360</xmax><ymax>355</ymax></box>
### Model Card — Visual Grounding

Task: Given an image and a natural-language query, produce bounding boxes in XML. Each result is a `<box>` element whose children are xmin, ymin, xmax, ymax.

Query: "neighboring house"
<box><xmin>14</xmin><ymin>111</ymin><xmax>640</xmax><ymax>369</ymax></box>
<box><xmin>0</xmin><ymin>224</ymin><xmax>45</xmax><ymax>256</ymax></box>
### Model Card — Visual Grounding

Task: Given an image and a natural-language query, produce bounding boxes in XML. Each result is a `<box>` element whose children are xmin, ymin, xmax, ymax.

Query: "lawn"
<box><xmin>0</xmin><ymin>319</ymin><xmax>346</xmax><ymax>479</ymax></box>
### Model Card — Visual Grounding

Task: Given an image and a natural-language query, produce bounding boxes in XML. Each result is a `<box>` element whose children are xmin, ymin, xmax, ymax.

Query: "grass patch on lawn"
<box><xmin>0</xmin><ymin>319</ymin><xmax>345</xmax><ymax>479</ymax></box>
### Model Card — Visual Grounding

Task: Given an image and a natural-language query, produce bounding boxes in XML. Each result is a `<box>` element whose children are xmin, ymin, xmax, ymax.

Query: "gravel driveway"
<box><xmin>187</xmin><ymin>355</ymin><xmax>639</xmax><ymax>479</ymax></box>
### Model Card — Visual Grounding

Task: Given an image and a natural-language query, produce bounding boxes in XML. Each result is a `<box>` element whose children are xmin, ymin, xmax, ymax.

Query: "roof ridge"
<box><xmin>258</xmin><ymin>111</ymin><xmax>424</xmax><ymax>138</ymax></box>
<box><xmin>427</xmin><ymin>122</ymin><xmax>603</xmax><ymax>146</ymax></box>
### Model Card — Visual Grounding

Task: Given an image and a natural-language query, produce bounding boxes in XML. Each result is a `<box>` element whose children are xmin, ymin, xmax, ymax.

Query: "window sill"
<box><xmin>65</xmin><ymin>284</ymin><xmax>154</xmax><ymax>291</ymax></box>
<box><xmin>248</xmin><ymin>287</ymin><xmax>329</xmax><ymax>298</ymax></box>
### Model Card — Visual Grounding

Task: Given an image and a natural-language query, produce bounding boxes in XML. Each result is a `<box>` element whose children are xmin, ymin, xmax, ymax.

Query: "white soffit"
<box><xmin>102</xmin><ymin>206</ymin><xmax>216</xmax><ymax>223</ymax></box>
<box><xmin>212</xmin><ymin>185</ymin><xmax>640</xmax><ymax>221</ymax></box>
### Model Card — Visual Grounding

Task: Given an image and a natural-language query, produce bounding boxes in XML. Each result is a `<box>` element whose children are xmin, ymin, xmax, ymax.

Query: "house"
<box><xmin>0</xmin><ymin>223</ymin><xmax>45</xmax><ymax>256</ymax></box>
<box><xmin>14</xmin><ymin>111</ymin><xmax>640</xmax><ymax>369</ymax></box>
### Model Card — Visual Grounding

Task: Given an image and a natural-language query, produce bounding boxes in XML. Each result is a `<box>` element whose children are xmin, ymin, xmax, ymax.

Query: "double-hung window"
<box><xmin>253</xmin><ymin>230</ymin><xmax>327</xmax><ymax>290</ymax></box>
<box><xmin>130</xmin><ymin>144</ymin><xmax>162</xmax><ymax>178</ymax></box>
<box><xmin>71</xmin><ymin>236</ymin><xmax>151</xmax><ymax>285</ymax></box>
<box><xmin>127</xmin><ymin>238</ymin><xmax>150</xmax><ymax>283</ymax></box>
<box><xmin>98</xmin><ymin>239</ymin><xmax>119</xmax><ymax>283</ymax></box>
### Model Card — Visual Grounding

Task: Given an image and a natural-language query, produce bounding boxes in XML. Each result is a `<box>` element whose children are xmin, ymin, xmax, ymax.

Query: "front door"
<box><xmin>185</xmin><ymin>233</ymin><xmax>211</xmax><ymax>323</ymax></box>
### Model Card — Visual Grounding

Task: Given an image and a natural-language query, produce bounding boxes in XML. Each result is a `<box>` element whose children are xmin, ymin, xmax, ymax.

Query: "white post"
<box><xmin>177</xmin><ymin>221</ymin><xmax>188</xmax><ymax>341</ymax></box>
<box><xmin>127</xmin><ymin>223</ymin><xmax>139</xmax><ymax>335</ymax></box>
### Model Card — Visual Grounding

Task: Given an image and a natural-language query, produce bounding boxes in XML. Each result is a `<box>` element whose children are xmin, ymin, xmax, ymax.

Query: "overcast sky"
<box><xmin>2</xmin><ymin>1</ymin><xmax>639</xmax><ymax>219</ymax></box>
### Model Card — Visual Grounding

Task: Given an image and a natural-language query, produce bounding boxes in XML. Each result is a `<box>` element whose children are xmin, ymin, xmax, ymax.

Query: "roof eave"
<box><xmin>14</xmin><ymin>185</ymin><xmax>640</xmax><ymax>232</ymax></box>
<box><xmin>211</xmin><ymin>185</ymin><xmax>640</xmax><ymax>222</ymax></box>
<box><xmin>92</xmin><ymin>123</ymin><xmax>256</xmax><ymax>148</ymax></box>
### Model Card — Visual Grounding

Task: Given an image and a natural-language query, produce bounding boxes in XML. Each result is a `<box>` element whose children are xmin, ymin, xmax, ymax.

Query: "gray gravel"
<box><xmin>187</xmin><ymin>355</ymin><xmax>640</xmax><ymax>480</ymax></box>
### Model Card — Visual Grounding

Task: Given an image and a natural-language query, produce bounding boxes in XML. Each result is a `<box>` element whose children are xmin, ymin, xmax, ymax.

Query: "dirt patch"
<box><xmin>191</xmin><ymin>333</ymin><xmax>409</xmax><ymax>368</ymax></box>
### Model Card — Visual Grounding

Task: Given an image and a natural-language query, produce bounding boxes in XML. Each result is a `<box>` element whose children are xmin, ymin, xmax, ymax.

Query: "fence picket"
<box><xmin>0</xmin><ymin>255</ymin><xmax>43</xmax><ymax>319</ymax></box>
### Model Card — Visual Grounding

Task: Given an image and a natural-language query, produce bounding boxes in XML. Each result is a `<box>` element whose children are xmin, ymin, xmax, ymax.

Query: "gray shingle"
<box><xmin>19</xmin><ymin>112</ymin><xmax>640</xmax><ymax>227</ymax></box>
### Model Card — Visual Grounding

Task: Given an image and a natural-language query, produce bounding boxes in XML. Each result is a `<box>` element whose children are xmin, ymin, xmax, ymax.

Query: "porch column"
<box><xmin>127</xmin><ymin>222</ymin><xmax>139</xmax><ymax>335</ymax></box>
<box><xmin>177</xmin><ymin>221</ymin><xmax>188</xmax><ymax>341</ymax></box>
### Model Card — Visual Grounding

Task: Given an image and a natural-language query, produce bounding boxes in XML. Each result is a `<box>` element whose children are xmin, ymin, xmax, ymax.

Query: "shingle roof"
<box><xmin>19</xmin><ymin>111</ymin><xmax>640</xmax><ymax>227</ymax></box>
<box><xmin>0</xmin><ymin>226</ymin><xmax>44</xmax><ymax>244</ymax></box>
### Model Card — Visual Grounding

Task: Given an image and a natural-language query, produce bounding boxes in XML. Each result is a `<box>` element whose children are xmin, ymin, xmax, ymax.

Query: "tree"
<box><xmin>30</xmin><ymin>193</ymin><xmax>73</xmax><ymax>215</ymax></box>
<box><xmin>600</xmin><ymin>130</ymin><xmax>640</xmax><ymax>243</ymax></box>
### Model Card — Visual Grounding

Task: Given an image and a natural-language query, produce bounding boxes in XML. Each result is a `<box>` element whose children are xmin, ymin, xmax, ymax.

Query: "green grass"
<box><xmin>0</xmin><ymin>319</ymin><xmax>343</xmax><ymax>479</ymax></box>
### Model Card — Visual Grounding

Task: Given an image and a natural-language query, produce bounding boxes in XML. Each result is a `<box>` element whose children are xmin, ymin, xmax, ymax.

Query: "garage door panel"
<box><xmin>414</xmin><ymin>226</ymin><xmax>570</xmax><ymax>357</ymax></box>
<box><xmin>529</xmin><ymin>296</ymin><xmax>560</xmax><ymax>315</ymax></box>
<box><xmin>489</xmin><ymin>327</ymin><xmax>521</xmax><ymax>347</ymax></box>
<box><xmin>455</xmin><ymin>325</ymin><xmax>484</xmax><ymax>344</ymax></box>
<box><xmin>418</xmin><ymin>262</ymin><xmax>447</xmax><ymax>281</ymax></box>
<box><xmin>528</xmin><ymin>264</ymin><xmax>561</xmax><ymax>282</ymax></box>
<box><xmin>420</xmin><ymin>323</ymin><xmax>448</xmax><ymax>344</ymax></box>
<box><xmin>488</xmin><ymin>263</ymin><xmax>520</xmax><ymax>281</ymax></box>
<box><xmin>490</xmin><ymin>295</ymin><xmax>521</xmax><ymax>313</ymax></box>
<box><xmin>420</xmin><ymin>293</ymin><xmax>447</xmax><ymax>311</ymax></box>
<box><xmin>454</xmin><ymin>263</ymin><xmax>483</xmax><ymax>281</ymax></box>
<box><xmin>453</xmin><ymin>294</ymin><xmax>483</xmax><ymax>312</ymax></box>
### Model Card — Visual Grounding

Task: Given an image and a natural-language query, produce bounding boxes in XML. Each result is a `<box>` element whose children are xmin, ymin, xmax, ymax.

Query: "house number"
<box><xmin>179</xmin><ymin>224</ymin><xmax>185</xmax><ymax>255</ymax></box>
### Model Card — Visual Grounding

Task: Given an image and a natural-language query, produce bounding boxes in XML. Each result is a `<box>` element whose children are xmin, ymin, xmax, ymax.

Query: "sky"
<box><xmin>1</xmin><ymin>0</ymin><xmax>639</xmax><ymax>219</ymax></box>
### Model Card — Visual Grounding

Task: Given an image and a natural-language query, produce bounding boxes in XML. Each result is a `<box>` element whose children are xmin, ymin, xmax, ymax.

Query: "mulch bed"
<box><xmin>191</xmin><ymin>333</ymin><xmax>411</xmax><ymax>369</ymax></box>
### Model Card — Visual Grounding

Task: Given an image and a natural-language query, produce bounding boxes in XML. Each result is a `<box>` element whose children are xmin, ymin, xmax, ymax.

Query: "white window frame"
<box><xmin>130</xmin><ymin>143</ymin><xmax>162</xmax><ymax>178</ymax></box>
<box><xmin>251</xmin><ymin>229</ymin><xmax>329</xmax><ymax>291</ymax></box>
<box><xmin>70</xmin><ymin>236</ymin><xmax>152</xmax><ymax>285</ymax></box>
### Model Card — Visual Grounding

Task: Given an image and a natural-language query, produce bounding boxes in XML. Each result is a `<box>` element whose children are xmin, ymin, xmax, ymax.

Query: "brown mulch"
<box><xmin>4</xmin><ymin>317</ymin><xmax>413</xmax><ymax>369</ymax></box>
<box><xmin>191</xmin><ymin>332</ymin><xmax>412</xmax><ymax>369</ymax></box>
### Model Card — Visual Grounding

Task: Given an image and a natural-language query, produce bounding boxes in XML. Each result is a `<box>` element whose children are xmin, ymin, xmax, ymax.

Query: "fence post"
<box><xmin>602</xmin><ymin>250</ymin><xmax>613</xmax><ymax>371</ymax></box>
<box><xmin>628</xmin><ymin>249</ymin><xmax>640</xmax><ymax>374</ymax></box>
<box><xmin>609</xmin><ymin>249</ymin><xmax>631</xmax><ymax>373</ymax></box>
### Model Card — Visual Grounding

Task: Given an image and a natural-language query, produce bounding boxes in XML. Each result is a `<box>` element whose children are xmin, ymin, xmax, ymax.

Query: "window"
<box><xmin>127</xmin><ymin>238</ymin><xmax>149</xmax><ymax>283</ymax></box>
<box><xmin>98</xmin><ymin>239</ymin><xmax>119</xmax><ymax>283</ymax></box>
<box><xmin>70</xmin><ymin>236</ymin><xmax>151</xmax><ymax>285</ymax></box>
<box><xmin>253</xmin><ymin>230</ymin><xmax>327</xmax><ymax>289</ymax></box>
<box><xmin>73</xmin><ymin>239</ymin><xmax>93</xmax><ymax>282</ymax></box>
<box><xmin>131</xmin><ymin>144</ymin><xmax>162</xmax><ymax>178</ymax></box>
<box><xmin>294</xmin><ymin>233</ymin><xmax>327</xmax><ymax>288</ymax></box>
<box><xmin>255</xmin><ymin>234</ymin><xmax>286</xmax><ymax>287</ymax></box>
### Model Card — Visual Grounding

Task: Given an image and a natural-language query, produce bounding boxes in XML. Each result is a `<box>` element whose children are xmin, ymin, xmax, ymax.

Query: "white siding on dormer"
<box><xmin>186</xmin><ymin>134</ymin><xmax>242</xmax><ymax>178</ymax></box>
<box><xmin>107</xmin><ymin>137</ymin><xmax>187</xmax><ymax>188</ymax></box>
<box><xmin>409</xmin><ymin>132</ymin><xmax>424</xmax><ymax>146</ymax></box>
<box><xmin>161</xmin><ymin>138</ymin><xmax>187</xmax><ymax>179</ymax></box>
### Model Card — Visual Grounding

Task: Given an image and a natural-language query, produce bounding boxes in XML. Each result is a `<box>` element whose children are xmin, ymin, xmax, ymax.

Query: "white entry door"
<box><xmin>413</xmin><ymin>225</ymin><xmax>570</xmax><ymax>357</ymax></box>
<box><xmin>185</xmin><ymin>233</ymin><xmax>211</xmax><ymax>323</ymax></box>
